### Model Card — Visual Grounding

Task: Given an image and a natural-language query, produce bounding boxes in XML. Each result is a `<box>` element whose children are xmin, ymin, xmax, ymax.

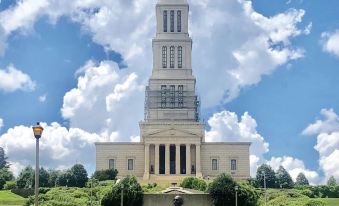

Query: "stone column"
<box><xmin>186</xmin><ymin>144</ymin><xmax>191</xmax><ymax>175</ymax></box>
<box><xmin>155</xmin><ymin>144</ymin><xmax>159</xmax><ymax>175</ymax></box>
<box><xmin>143</xmin><ymin>144</ymin><xmax>150</xmax><ymax>180</ymax></box>
<box><xmin>176</xmin><ymin>144</ymin><xmax>181</xmax><ymax>175</ymax></box>
<box><xmin>165</xmin><ymin>144</ymin><xmax>170</xmax><ymax>175</ymax></box>
<box><xmin>196</xmin><ymin>144</ymin><xmax>202</xmax><ymax>177</ymax></box>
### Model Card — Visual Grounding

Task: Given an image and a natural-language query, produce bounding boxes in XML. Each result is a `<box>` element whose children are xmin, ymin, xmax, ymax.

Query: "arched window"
<box><xmin>162</xmin><ymin>46</ymin><xmax>167</xmax><ymax>68</ymax></box>
<box><xmin>163</xmin><ymin>11</ymin><xmax>167</xmax><ymax>32</ymax></box>
<box><xmin>170</xmin><ymin>10</ymin><xmax>174</xmax><ymax>32</ymax></box>
<box><xmin>170</xmin><ymin>46</ymin><xmax>175</xmax><ymax>68</ymax></box>
<box><xmin>178</xmin><ymin>46</ymin><xmax>182</xmax><ymax>68</ymax></box>
<box><xmin>177</xmin><ymin>10</ymin><xmax>182</xmax><ymax>32</ymax></box>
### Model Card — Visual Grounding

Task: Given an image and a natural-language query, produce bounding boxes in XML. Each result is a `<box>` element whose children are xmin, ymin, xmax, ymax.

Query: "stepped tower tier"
<box><xmin>144</xmin><ymin>0</ymin><xmax>200</xmax><ymax>122</ymax></box>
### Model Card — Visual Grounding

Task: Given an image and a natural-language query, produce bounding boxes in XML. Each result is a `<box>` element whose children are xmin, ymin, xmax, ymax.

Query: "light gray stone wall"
<box><xmin>201</xmin><ymin>143</ymin><xmax>250</xmax><ymax>179</ymax></box>
<box><xmin>95</xmin><ymin>143</ymin><xmax>145</xmax><ymax>178</ymax></box>
<box><xmin>143</xmin><ymin>194</ymin><xmax>213</xmax><ymax>206</ymax></box>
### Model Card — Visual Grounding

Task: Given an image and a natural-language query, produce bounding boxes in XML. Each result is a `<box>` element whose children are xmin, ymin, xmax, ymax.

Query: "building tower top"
<box><xmin>157</xmin><ymin>0</ymin><xmax>188</xmax><ymax>5</ymax></box>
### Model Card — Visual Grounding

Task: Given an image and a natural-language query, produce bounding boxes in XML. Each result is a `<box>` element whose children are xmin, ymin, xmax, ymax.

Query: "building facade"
<box><xmin>95</xmin><ymin>0</ymin><xmax>251</xmax><ymax>182</ymax></box>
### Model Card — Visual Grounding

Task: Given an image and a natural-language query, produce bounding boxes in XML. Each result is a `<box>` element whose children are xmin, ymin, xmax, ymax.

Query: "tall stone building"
<box><xmin>95</xmin><ymin>0</ymin><xmax>251</xmax><ymax>182</ymax></box>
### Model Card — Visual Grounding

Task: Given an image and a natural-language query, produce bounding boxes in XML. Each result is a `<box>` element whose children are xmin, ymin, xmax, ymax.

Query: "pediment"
<box><xmin>145</xmin><ymin>128</ymin><xmax>200</xmax><ymax>137</ymax></box>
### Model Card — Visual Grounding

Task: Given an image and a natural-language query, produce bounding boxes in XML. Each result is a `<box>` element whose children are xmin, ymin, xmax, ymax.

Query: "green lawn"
<box><xmin>317</xmin><ymin>198</ymin><xmax>339</xmax><ymax>206</ymax></box>
<box><xmin>0</xmin><ymin>190</ymin><xmax>26</xmax><ymax>206</ymax></box>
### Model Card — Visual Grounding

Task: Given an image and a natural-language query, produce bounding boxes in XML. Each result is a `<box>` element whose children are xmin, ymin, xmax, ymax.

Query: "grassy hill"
<box><xmin>0</xmin><ymin>190</ymin><xmax>26</xmax><ymax>206</ymax></box>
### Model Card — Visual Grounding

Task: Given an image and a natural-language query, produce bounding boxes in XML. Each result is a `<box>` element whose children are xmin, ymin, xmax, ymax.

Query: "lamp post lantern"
<box><xmin>32</xmin><ymin>122</ymin><xmax>43</xmax><ymax>206</ymax></box>
<box><xmin>235</xmin><ymin>185</ymin><xmax>239</xmax><ymax>206</ymax></box>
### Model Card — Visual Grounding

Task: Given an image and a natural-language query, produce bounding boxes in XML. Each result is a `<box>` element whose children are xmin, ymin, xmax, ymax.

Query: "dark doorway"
<box><xmin>159</xmin><ymin>145</ymin><xmax>165</xmax><ymax>174</ymax></box>
<box><xmin>180</xmin><ymin>145</ymin><xmax>186</xmax><ymax>174</ymax></box>
<box><xmin>170</xmin><ymin>145</ymin><xmax>176</xmax><ymax>174</ymax></box>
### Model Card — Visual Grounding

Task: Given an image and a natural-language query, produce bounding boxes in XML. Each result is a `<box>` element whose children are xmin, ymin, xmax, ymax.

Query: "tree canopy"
<box><xmin>256</xmin><ymin>164</ymin><xmax>277</xmax><ymax>188</ymax></box>
<box><xmin>327</xmin><ymin>176</ymin><xmax>337</xmax><ymax>186</ymax></box>
<box><xmin>296</xmin><ymin>172</ymin><xmax>309</xmax><ymax>186</ymax></box>
<box><xmin>276</xmin><ymin>166</ymin><xmax>294</xmax><ymax>188</ymax></box>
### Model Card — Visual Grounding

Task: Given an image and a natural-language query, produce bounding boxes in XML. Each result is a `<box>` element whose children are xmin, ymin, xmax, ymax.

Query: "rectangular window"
<box><xmin>170</xmin><ymin>10</ymin><xmax>174</xmax><ymax>32</ymax></box>
<box><xmin>161</xmin><ymin>85</ymin><xmax>167</xmax><ymax>108</ymax></box>
<box><xmin>178</xmin><ymin>46</ymin><xmax>182</xmax><ymax>68</ymax></box>
<box><xmin>178</xmin><ymin>85</ymin><xmax>183</xmax><ymax>108</ymax></box>
<box><xmin>170</xmin><ymin>85</ymin><xmax>175</xmax><ymax>108</ymax></box>
<box><xmin>212</xmin><ymin>159</ymin><xmax>218</xmax><ymax>170</ymax></box>
<box><xmin>177</xmin><ymin>10</ymin><xmax>181</xmax><ymax>32</ymax></box>
<box><xmin>170</xmin><ymin>46</ymin><xmax>175</xmax><ymax>68</ymax></box>
<box><xmin>109</xmin><ymin>159</ymin><xmax>115</xmax><ymax>170</ymax></box>
<box><xmin>231</xmin><ymin>159</ymin><xmax>237</xmax><ymax>171</ymax></box>
<box><xmin>128</xmin><ymin>159</ymin><xmax>134</xmax><ymax>170</ymax></box>
<box><xmin>163</xmin><ymin>11</ymin><xmax>167</xmax><ymax>32</ymax></box>
<box><xmin>162</xmin><ymin>46</ymin><xmax>167</xmax><ymax>68</ymax></box>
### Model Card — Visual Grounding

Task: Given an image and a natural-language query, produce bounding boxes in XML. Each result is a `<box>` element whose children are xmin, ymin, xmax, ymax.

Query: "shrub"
<box><xmin>208</xmin><ymin>173</ymin><xmax>259</xmax><ymax>206</ymax></box>
<box><xmin>305</xmin><ymin>199</ymin><xmax>326</xmax><ymax>206</ymax></box>
<box><xmin>101</xmin><ymin>175</ymin><xmax>143</xmax><ymax>206</ymax></box>
<box><xmin>0</xmin><ymin>176</ymin><xmax>5</xmax><ymax>190</ymax></box>
<box><xmin>4</xmin><ymin>180</ymin><xmax>16</xmax><ymax>190</ymax></box>
<box><xmin>92</xmin><ymin>169</ymin><xmax>118</xmax><ymax>181</ymax></box>
<box><xmin>180</xmin><ymin>177</ymin><xmax>207</xmax><ymax>191</ymax></box>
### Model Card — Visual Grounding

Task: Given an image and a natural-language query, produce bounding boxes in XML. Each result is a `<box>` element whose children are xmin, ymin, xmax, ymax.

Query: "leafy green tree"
<box><xmin>327</xmin><ymin>176</ymin><xmax>337</xmax><ymax>186</ymax></box>
<box><xmin>92</xmin><ymin>169</ymin><xmax>118</xmax><ymax>181</ymax></box>
<box><xmin>0</xmin><ymin>168</ymin><xmax>14</xmax><ymax>181</ymax></box>
<box><xmin>16</xmin><ymin>166</ymin><xmax>34</xmax><ymax>189</ymax></box>
<box><xmin>56</xmin><ymin>170</ymin><xmax>74</xmax><ymax>187</ymax></box>
<box><xmin>0</xmin><ymin>147</ymin><xmax>9</xmax><ymax>169</ymax></box>
<box><xmin>48</xmin><ymin>169</ymin><xmax>61</xmax><ymax>187</ymax></box>
<box><xmin>180</xmin><ymin>176</ymin><xmax>207</xmax><ymax>191</ymax></box>
<box><xmin>0</xmin><ymin>176</ymin><xmax>5</xmax><ymax>190</ymax></box>
<box><xmin>32</xmin><ymin>167</ymin><xmax>50</xmax><ymax>187</ymax></box>
<box><xmin>276</xmin><ymin>166</ymin><xmax>294</xmax><ymax>188</ymax></box>
<box><xmin>208</xmin><ymin>173</ymin><xmax>258</xmax><ymax>206</ymax></box>
<box><xmin>296</xmin><ymin>172</ymin><xmax>309</xmax><ymax>186</ymax></box>
<box><xmin>256</xmin><ymin>164</ymin><xmax>278</xmax><ymax>188</ymax></box>
<box><xmin>71</xmin><ymin>164</ymin><xmax>88</xmax><ymax>188</ymax></box>
<box><xmin>101</xmin><ymin>175</ymin><xmax>143</xmax><ymax>206</ymax></box>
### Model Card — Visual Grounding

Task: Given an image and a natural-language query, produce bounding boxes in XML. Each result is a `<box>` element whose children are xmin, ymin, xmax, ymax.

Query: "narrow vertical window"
<box><xmin>163</xmin><ymin>11</ymin><xmax>167</xmax><ymax>32</ymax></box>
<box><xmin>170</xmin><ymin>85</ymin><xmax>175</xmax><ymax>108</ymax></box>
<box><xmin>231</xmin><ymin>159</ymin><xmax>237</xmax><ymax>171</ymax></box>
<box><xmin>170</xmin><ymin>10</ymin><xmax>174</xmax><ymax>32</ymax></box>
<box><xmin>212</xmin><ymin>159</ymin><xmax>218</xmax><ymax>170</ymax></box>
<box><xmin>161</xmin><ymin>85</ymin><xmax>167</xmax><ymax>108</ymax></box>
<box><xmin>177</xmin><ymin>10</ymin><xmax>182</xmax><ymax>32</ymax></box>
<box><xmin>170</xmin><ymin>46</ymin><xmax>175</xmax><ymax>68</ymax></box>
<box><xmin>128</xmin><ymin>159</ymin><xmax>134</xmax><ymax>170</ymax></box>
<box><xmin>178</xmin><ymin>85</ymin><xmax>183</xmax><ymax>108</ymax></box>
<box><xmin>162</xmin><ymin>46</ymin><xmax>167</xmax><ymax>68</ymax></box>
<box><xmin>109</xmin><ymin>159</ymin><xmax>115</xmax><ymax>170</ymax></box>
<box><xmin>178</xmin><ymin>46</ymin><xmax>182</xmax><ymax>68</ymax></box>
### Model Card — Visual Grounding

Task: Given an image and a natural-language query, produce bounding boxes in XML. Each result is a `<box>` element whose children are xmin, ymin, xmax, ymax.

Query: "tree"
<box><xmin>92</xmin><ymin>169</ymin><xmax>118</xmax><ymax>181</ymax></box>
<box><xmin>0</xmin><ymin>147</ymin><xmax>9</xmax><ymax>169</ymax></box>
<box><xmin>0</xmin><ymin>176</ymin><xmax>5</xmax><ymax>190</ymax></box>
<box><xmin>327</xmin><ymin>176</ymin><xmax>337</xmax><ymax>186</ymax></box>
<box><xmin>32</xmin><ymin>167</ymin><xmax>50</xmax><ymax>187</ymax></box>
<box><xmin>296</xmin><ymin>172</ymin><xmax>309</xmax><ymax>186</ymax></box>
<box><xmin>256</xmin><ymin>164</ymin><xmax>278</xmax><ymax>188</ymax></box>
<box><xmin>101</xmin><ymin>175</ymin><xmax>143</xmax><ymax>206</ymax></box>
<box><xmin>70</xmin><ymin>164</ymin><xmax>88</xmax><ymax>188</ymax></box>
<box><xmin>56</xmin><ymin>170</ymin><xmax>75</xmax><ymax>187</ymax></box>
<box><xmin>276</xmin><ymin>166</ymin><xmax>294</xmax><ymax>188</ymax></box>
<box><xmin>0</xmin><ymin>168</ymin><xmax>14</xmax><ymax>181</ymax></box>
<box><xmin>16</xmin><ymin>166</ymin><xmax>34</xmax><ymax>189</ymax></box>
<box><xmin>208</xmin><ymin>173</ymin><xmax>258</xmax><ymax>206</ymax></box>
<box><xmin>180</xmin><ymin>177</ymin><xmax>207</xmax><ymax>191</ymax></box>
<box><xmin>48</xmin><ymin>169</ymin><xmax>61</xmax><ymax>187</ymax></box>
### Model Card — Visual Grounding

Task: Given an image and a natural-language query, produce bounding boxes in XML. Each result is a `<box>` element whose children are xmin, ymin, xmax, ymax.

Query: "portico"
<box><xmin>144</xmin><ymin>143</ymin><xmax>201</xmax><ymax>177</ymax></box>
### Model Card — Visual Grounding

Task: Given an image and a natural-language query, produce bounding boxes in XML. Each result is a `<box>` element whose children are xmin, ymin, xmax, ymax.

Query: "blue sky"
<box><xmin>0</xmin><ymin>0</ymin><xmax>339</xmax><ymax>183</ymax></box>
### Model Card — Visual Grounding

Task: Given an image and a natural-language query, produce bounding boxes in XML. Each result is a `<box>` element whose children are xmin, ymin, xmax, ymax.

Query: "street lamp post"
<box><xmin>262</xmin><ymin>171</ymin><xmax>267</xmax><ymax>206</ymax></box>
<box><xmin>32</xmin><ymin>122</ymin><xmax>43</xmax><ymax>206</ymax></box>
<box><xmin>235</xmin><ymin>185</ymin><xmax>239</xmax><ymax>206</ymax></box>
<box><xmin>121</xmin><ymin>184</ymin><xmax>124</xmax><ymax>206</ymax></box>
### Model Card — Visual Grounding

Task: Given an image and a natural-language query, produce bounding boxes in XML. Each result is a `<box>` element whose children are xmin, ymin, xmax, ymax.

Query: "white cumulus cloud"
<box><xmin>303</xmin><ymin>108</ymin><xmax>339</xmax><ymax>182</ymax></box>
<box><xmin>205</xmin><ymin>110</ymin><xmax>269</xmax><ymax>176</ymax></box>
<box><xmin>0</xmin><ymin>65</ymin><xmax>36</xmax><ymax>92</ymax></box>
<box><xmin>0</xmin><ymin>122</ymin><xmax>106</xmax><ymax>176</ymax></box>
<box><xmin>61</xmin><ymin>60</ymin><xmax>144</xmax><ymax>141</ymax></box>
<box><xmin>321</xmin><ymin>30</ymin><xmax>339</xmax><ymax>57</ymax></box>
<box><xmin>267</xmin><ymin>156</ymin><xmax>320</xmax><ymax>185</ymax></box>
